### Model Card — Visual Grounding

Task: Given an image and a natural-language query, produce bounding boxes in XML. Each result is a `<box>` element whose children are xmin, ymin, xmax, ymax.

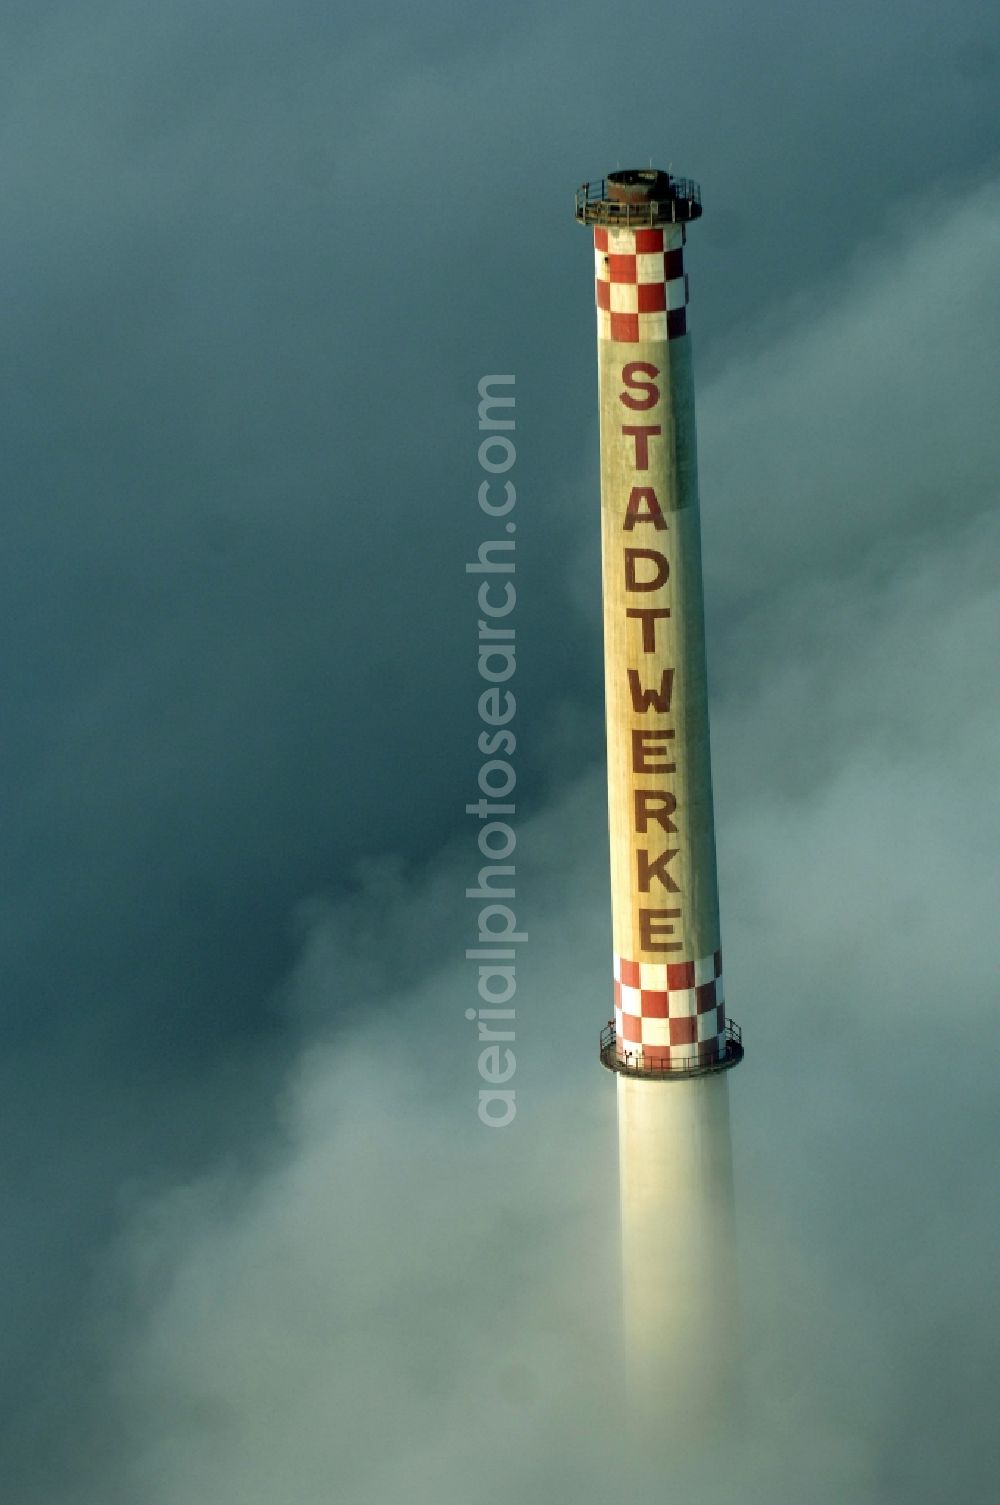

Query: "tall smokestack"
<box><xmin>575</xmin><ymin>168</ymin><xmax>744</xmax><ymax>1415</ymax></box>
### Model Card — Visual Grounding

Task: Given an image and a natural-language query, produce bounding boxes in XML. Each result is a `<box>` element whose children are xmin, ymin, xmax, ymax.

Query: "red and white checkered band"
<box><xmin>594</xmin><ymin>225</ymin><xmax>689</xmax><ymax>343</ymax></box>
<box><xmin>612</xmin><ymin>950</ymin><xmax>725</xmax><ymax>1068</ymax></box>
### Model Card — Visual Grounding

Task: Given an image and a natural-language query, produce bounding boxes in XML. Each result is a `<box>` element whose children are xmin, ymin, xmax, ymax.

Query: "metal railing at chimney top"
<box><xmin>574</xmin><ymin>177</ymin><xmax>702</xmax><ymax>227</ymax></box>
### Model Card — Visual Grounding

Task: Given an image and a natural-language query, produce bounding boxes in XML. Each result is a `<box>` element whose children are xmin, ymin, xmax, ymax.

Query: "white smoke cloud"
<box><xmin>83</xmin><ymin>175</ymin><xmax>1000</xmax><ymax>1505</ymax></box>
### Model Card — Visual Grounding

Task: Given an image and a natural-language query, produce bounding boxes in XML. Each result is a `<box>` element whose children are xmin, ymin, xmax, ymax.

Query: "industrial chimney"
<box><xmin>575</xmin><ymin>167</ymin><xmax>744</xmax><ymax>1414</ymax></box>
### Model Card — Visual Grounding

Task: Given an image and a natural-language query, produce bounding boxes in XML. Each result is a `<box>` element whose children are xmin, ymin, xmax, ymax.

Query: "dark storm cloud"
<box><xmin>2</xmin><ymin>166</ymin><xmax>994</xmax><ymax>1505</ymax></box>
<box><xmin>0</xmin><ymin>0</ymin><xmax>997</xmax><ymax>1498</ymax></box>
